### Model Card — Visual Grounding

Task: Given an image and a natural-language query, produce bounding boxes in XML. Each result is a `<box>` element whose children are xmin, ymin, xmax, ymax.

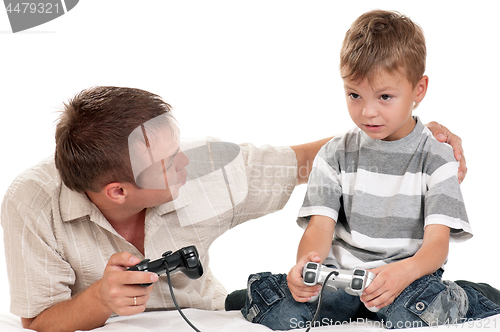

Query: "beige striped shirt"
<box><xmin>1</xmin><ymin>139</ymin><xmax>297</xmax><ymax>318</ymax></box>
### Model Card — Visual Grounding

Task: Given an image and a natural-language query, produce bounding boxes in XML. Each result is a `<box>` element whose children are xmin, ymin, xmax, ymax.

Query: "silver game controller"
<box><xmin>302</xmin><ymin>262</ymin><xmax>379</xmax><ymax>312</ymax></box>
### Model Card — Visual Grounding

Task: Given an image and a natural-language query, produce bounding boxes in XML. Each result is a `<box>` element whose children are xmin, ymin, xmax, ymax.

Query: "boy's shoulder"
<box><xmin>414</xmin><ymin>125</ymin><xmax>458</xmax><ymax>179</ymax></box>
<box><xmin>318</xmin><ymin>119</ymin><xmax>457</xmax><ymax>170</ymax></box>
<box><xmin>418</xmin><ymin>125</ymin><xmax>456</xmax><ymax>162</ymax></box>
<box><xmin>321</xmin><ymin>127</ymin><xmax>362</xmax><ymax>155</ymax></box>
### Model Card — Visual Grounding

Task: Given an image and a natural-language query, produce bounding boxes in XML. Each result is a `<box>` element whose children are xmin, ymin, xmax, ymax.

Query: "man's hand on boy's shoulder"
<box><xmin>426</xmin><ymin>121</ymin><xmax>467</xmax><ymax>183</ymax></box>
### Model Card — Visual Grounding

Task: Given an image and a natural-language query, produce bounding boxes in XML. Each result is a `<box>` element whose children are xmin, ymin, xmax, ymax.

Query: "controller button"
<box><xmin>138</xmin><ymin>259</ymin><xmax>151</xmax><ymax>270</ymax></box>
<box><xmin>303</xmin><ymin>271</ymin><xmax>317</xmax><ymax>284</ymax></box>
<box><xmin>415</xmin><ymin>302</ymin><xmax>426</xmax><ymax>311</ymax></box>
<box><xmin>306</xmin><ymin>263</ymin><xmax>318</xmax><ymax>270</ymax></box>
<box><xmin>351</xmin><ymin>278</ymin><xmax>363</xmax><ymax>290</ymax></box>
<box><xmin>353</xmin><ymin>269</ymin><xmax>365</xmax><ymax>276</ymax></box>
<box><xmin>186</xmin><ymin>257</ymin><xmax>198</xmax><ymax>268</ymax></box>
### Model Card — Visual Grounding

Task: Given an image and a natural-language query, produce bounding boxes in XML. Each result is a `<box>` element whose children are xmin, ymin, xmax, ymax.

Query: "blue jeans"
<box><xmin>241</xmin><ymin>270</ymin><xmax>500</xmax><ymax>330</ymax></box>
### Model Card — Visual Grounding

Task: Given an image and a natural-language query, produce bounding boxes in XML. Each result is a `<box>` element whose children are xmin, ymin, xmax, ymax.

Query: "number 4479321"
<box><xmin>6</xmin><ymin>2</ymin><xmax>60</xmax><ymax>14</ymax></box>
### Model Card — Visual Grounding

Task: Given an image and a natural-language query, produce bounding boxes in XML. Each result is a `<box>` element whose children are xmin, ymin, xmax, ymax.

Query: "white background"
<box><xmin>1</xmin><ymin>0</ymin><xmax>499</xmax><ymax>316</ymax></box>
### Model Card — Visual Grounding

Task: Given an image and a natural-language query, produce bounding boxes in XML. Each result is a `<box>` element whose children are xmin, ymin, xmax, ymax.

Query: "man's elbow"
<box><xmin>21</xmin><ymin>317</ymin><xmax>35</xmax><ymax>329</ymax></box>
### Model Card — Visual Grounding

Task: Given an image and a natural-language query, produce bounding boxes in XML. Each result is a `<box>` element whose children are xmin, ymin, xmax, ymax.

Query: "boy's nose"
<box><xmin>362</xmin><ymin>103</ymin><xmax>378</xmax><ymax>118</ymax></box>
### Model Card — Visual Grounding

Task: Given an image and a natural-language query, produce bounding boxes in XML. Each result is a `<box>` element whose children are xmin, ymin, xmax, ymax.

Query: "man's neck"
<box><xmin>86</xmin><ymin>190</ymin><xmax>147</xmax><ymax>255</ymax></box>
<box><xmin>106</xmin><ymin>209</ymin><xmax>146</xmax><ymax>255</ymax></box>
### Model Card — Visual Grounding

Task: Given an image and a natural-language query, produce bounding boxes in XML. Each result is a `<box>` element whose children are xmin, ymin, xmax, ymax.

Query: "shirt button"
<box><xmin>416</xmin><ymin>302</ymin><xmax>426</xmax><ymax>311</ymax></box>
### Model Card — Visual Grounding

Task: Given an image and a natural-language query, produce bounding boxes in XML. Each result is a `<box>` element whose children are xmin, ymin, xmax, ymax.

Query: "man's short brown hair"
<box><xmin>340</xmin><ymin>10</ymin><xmax>426</xmax><ymax>87</ymax></box>
<box><xmin>55</xmin><ymin>86</ymin><xmax>174</xmax><ymax>193</ymax></box>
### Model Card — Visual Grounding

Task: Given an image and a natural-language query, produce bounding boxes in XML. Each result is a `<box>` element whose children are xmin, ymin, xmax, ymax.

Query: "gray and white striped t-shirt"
<box><xmin>298</xmin><ymin>117</ymin><xmax>472</xmax><ymax>269</ymax></box>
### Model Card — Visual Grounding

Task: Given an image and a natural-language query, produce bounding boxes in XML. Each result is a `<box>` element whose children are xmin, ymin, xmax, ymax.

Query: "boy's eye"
<box><xmin>348</xmin><ymin>93</ymin><xmax>360</xmax><ymax>99</ymax></box>
<box><xmin>380</xmin><ymin>94</ymin><xmax>392</xmax><ymax>101</ymax></box>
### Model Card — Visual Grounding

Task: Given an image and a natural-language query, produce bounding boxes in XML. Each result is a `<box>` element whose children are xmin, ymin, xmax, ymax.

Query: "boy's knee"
<box><xmin>241</xmin><ymin>272</ymin><xmax>288</xmax><ymax>323</ymax></box>
<box><xmin>242</xmin><ymin>272</ymin><xmax>316</xmax><ymax>330</ymax></box>
<box><xmin>382</xmin><ymin>276</ymin><xmax>468</xmax><ymax>328</ymax></box>
<box><xmin>415</xmin><ymin>280</ymin><xmax>468</xmax><ymax>326</ymax></box>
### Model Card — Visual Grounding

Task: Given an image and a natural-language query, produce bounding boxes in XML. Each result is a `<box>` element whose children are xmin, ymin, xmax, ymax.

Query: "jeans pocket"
<box><xmin>407</xmin><ymin>280</ymin><xmax>468</xmax><ymax>326</ymax></box>
<box><xmin>243</xmin><ymin>272</ymin><xmax>286</xmax><ymax>323</ymax></box>
<box><xmin>254</xmin><ymin>275</ymin><xmax>286</xmax><ymax>306</ymax></box>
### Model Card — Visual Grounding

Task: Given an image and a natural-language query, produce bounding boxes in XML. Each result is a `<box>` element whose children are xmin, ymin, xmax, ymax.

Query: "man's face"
<box><xmin>136</xmin><ymin>141</ymin><xmax>189</xmax><ymax>204</ymax></box>
<box><xmin>130</xmin><ymin>122</ymin><xmax>189</xmax><ymax>206</ymax></box>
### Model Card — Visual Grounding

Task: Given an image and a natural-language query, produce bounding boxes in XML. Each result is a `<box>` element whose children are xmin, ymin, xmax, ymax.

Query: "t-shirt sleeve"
<box><xmin>297</xmin><ymin>139</ymin><xmax>343</xmax><ymax>229</ymax></box>
<box><xmin>424</xmin><ymin>148</ymin><xmax>472</xmax><ymax>242</ymax></box>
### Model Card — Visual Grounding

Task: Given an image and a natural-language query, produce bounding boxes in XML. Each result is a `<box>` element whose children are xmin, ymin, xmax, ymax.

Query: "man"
<box><xmin>1</xmin><ymin>86</ymin><xmax>466</xmax><ymax>332</ymax></box>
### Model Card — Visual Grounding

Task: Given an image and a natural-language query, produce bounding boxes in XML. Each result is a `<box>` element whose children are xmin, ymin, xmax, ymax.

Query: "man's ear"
<box><xmin>414</xmin><ymin>75</ymin><xmax>429</xmax><ymax>103</ymax></box>
<box><xmin>103</xmin><ymin>182</ymin><xmax>128</xmax><ymax>204</ymax></box>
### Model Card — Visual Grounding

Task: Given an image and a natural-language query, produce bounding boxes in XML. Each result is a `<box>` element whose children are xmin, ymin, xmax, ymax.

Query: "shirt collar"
<box><xmin>59</xmin><ymin>184</ymin><xmax>96</xmax><ymax>223</ymax></box>
<box><xmin>60</xmin><ymin>181</ymin><xmax>191</xmax><ymax>225</ymax></box>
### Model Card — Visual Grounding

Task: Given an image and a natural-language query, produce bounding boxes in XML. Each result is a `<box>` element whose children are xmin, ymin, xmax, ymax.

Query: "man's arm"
<box><xmin>291</xmin><ymin>137</ymin><xmax>332</xmax><ymax>184</ymax></box>
<box><xmin>22</xmin><ymin>282</ymin><xmax>112</xmax><ymax>331</ymax></box>
<box><xmin>22</xmin><ymin>252</ymin><xmax>158</xmax><ymax>332</ymax></box>
<box><xmin>291</xmin><ymin>122</ymin><xmax>466</xmax><ymax>184</ymax></box>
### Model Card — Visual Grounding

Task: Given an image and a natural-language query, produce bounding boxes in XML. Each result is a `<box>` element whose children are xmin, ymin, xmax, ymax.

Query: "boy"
<box><xmin>241</xmin><ymin>10</ymin><xmax>500</xmax><ymax>329</ymax></box>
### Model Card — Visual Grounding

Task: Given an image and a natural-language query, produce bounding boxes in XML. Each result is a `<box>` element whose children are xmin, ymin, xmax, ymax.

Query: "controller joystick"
<box><xmin>128</xmin><ymin>245</ymin><xmax>203</xmax><ymax>286</ymax></box>
<box><xmin>302</xmin><ymin>262</ymin><xmax>379</xmax><ymax>312</ymax></box>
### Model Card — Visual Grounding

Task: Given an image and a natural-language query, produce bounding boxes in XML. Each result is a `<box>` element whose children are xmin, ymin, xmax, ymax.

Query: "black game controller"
<box><xmin>128</xmin><ymin>246</ymin><xmax>203</xmax><ymax>286</ymax></box>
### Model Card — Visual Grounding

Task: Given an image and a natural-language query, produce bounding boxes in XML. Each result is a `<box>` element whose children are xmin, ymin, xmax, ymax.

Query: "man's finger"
<box><xmin>107</xmin><ymin>252</ymin><xmax>142</xmax><ymax>270</ymax></box>
<box><xmin>123</xmin><ymin>271</ymin><xmax>159</xmax><ymax>286</ymax></box>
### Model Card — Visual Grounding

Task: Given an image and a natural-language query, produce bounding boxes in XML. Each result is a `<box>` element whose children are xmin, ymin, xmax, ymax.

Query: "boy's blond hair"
<box><xmin>340</xmin><ymin>10</ymin><xmax>426</xmax><ymax>87</ymax></box>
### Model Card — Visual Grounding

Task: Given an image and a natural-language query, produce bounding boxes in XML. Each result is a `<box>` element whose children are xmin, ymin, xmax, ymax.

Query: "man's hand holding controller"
<box><xmin>302</xmin><ymin>262</ymin><xmax>380</xmax><ymax>313</ymax></box>
<box><xmin>96</xmin><ymin>252</ymin><xmax>159</xmax><ymax>317</ymax></box>
<box><xmin>126</xmin><ymin>245</ymin><xmax>204</xmax><ymax>284</ymax></box>
<box><xmin>95</xmin><ymin>246</ymin><xmax>203</xmax><ymax>317</ymax></box>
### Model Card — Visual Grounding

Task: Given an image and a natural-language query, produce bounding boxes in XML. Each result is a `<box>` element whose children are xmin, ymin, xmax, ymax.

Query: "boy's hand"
<box><xmin>360</xmin><ymin>260</ymin><xmax>416</xmax><ymax>310</ymax></box>
<box><xmin>287</xmin><ymin>251</ymin><xmax>322</xmax><ymax>302</ymax></box>
<box><xmin>426</xmin><ymin>121</ymin><xmax>466</xmax><ymax>183</ymax></box>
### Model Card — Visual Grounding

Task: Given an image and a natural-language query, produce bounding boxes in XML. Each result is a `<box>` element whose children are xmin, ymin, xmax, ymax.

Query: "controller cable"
<box><xmin>164</xmin><ymin>261</ymin><xmax>202</xmax><ymax>332</ymax></box>
<box><xmin>305</xmin><ymin>271</ymin><xmax>337</xmax><ymax>332</ymax></box>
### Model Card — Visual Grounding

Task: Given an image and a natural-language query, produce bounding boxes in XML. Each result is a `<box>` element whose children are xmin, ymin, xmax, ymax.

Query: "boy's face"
<box><xmin>342</xmin><ymin>69</ymin><xmax>428</xmax><ymax>141</ymax></box>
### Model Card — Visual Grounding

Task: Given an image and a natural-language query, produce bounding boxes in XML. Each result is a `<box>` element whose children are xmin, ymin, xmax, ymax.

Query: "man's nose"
<box><xmin>176</xmin><ymin>150</ymin><xmax>189</xmax><ymax>170</ymax></box>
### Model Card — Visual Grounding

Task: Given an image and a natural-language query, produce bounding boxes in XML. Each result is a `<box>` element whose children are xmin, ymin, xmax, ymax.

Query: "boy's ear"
<box><xmin>103</xmin><ymin>182</ymin><xmax>128</xmax><ymax>204</ymax></box>
<box><xmin>414</xmin><ymin>75</ymin><xmax>429</xmax><ymax>103</ymax></box>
